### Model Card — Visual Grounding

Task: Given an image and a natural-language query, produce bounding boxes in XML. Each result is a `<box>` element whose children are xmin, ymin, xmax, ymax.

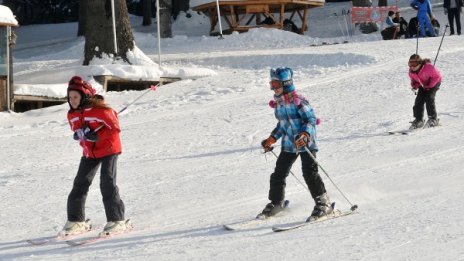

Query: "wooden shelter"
<box><xmin>0</xmin><ymin>5</ymin><xmax>18</xmax><ymax>111</ymax></box>
<box><xmin>192</xmin><ymin>0</ymin><xmax>324</xmax><ymax>35</ymax></box>
<box><xmin>11</xmin><ymin>76</ymin><xmax>182</xmax><ymax>113</ymax></box>
<box><xmin>93</xmin><ymin>75</ymin><xmax>181</xmax><ymax>92</ymax></box>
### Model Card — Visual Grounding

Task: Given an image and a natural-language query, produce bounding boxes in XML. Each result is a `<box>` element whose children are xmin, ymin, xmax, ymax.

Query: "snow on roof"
<box><xmin>0</xmin><ymin>5</ymin><xmax>18</xmax><ymax>26</ymax></box>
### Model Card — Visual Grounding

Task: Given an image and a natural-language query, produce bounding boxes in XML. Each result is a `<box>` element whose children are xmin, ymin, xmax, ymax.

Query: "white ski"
<box><xmin>272</xmin><ymin>209</ymin><xmax>356</xmax><ymax>232</ymax></box>
<box><xmin>26</xmin><ymin>219</ymin><xmax>95</xmax><ymax>246</ymax></box>
<box><xmin>223</xmin><ymin>200</ymin><xmax>290</xmax><ymax>231</ymax></box>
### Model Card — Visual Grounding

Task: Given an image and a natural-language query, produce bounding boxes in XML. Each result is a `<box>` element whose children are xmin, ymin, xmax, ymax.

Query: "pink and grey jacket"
<box><xmin>408</xmin><ymin>62</ymin><xmax>442</xmax><ymax>90</ymax></box>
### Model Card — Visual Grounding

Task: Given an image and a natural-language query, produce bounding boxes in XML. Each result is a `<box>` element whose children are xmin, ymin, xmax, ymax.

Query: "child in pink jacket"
<box><xmin>408</xmin><ymin>54</ymin><xmax>442</xmax><ymax>129</ymax></box>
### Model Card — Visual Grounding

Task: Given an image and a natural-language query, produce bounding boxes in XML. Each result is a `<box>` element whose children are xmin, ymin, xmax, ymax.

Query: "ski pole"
<box><xmin>433</xmin><ymin>24</ymin><xmax>449</xmax><ymax>66</ymax></box>
<box><xmin>91</xmin><ymin>83</ymin><xmax>160</xmax><ymax>134</ymax></box>
<box><xmin>343</xmin><ymin>9</ymin><xmax>351</xmax><ymax>39</ymax></box>
<box><xmin>334</xmin><ymin>13</ymin><xmax>346</xmax><ymax>39</ymax></box>
<box><xmin>267</xmin><ymin>147</ymin><xmax>313</xmax><ymax>197</ymax></box>
<box><xmin>118</xmin><ymin>83</ymin><xmax>160</xmax><ymax>114</ymax></box>
<box><xmin>415</xmin><ymin>23</ymin><xmax>420</xmax><ymax>54</ymax></box>
<box><xmin>302</xmin><ymin>145</ymin><xmax>358</xmax><ymax>211</ymax></box>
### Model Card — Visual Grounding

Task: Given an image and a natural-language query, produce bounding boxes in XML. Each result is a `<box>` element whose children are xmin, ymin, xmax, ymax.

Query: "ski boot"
<box><xmin>424</xmin><ymin>117</ymin><xmax>439</xmax><ymax>128</ymax></box>
<box><xmin>98</xmin><ymin>219</ymin><xmax>133</xmax><ymax>237</ymax></box>
<box><xmin>409</xmin><ymin>118</ymin><xmax>424</xmax><ymax>130</ymax></box>
<box><xmin>306</xmin><ymin>193</ymin><xmax>333</xmax><ymax>222</ymax></box>
<box><xmin>257</xmin><ymin>200</ymin><xmax>288</xmax><ymax>219</ymax></box>
<box><xmin>59</xmin><ymin>219</ymin><xmax>91</xmax><ymax>237</ymax></box>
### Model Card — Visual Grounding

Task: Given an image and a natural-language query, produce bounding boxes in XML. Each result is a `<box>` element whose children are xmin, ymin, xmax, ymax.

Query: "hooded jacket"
<box><xmin>408</xmin><ymin>61</ymin><xmax>442</xmax><ymax>90</ymax></box>
<box><xmin>68</xmin><ymin>107</ymin><xmax>122</xmax><ymax>159</ymax></box>
<box><xmin>269</xmin><ymin>92</ymin><xmax>318</xmax><ymax>153</ymax></box>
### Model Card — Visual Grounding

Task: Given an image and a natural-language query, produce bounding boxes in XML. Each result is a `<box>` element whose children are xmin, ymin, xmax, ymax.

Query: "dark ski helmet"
<box><xmin>270</xmin><ymin>67</ymin><xmax>295</xmax><ymax>93</ymax></box>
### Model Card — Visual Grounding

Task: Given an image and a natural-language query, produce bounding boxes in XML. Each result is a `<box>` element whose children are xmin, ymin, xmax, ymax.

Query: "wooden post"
<box><xmin>301</xmin><ymin>7</ymin><xmax>308</xmax><ymax>34</ymax></box>
<box><xmin>7</xmin><ymin>26</ymin><xmax>14</xmax><ymax>111</ymax></box>
<box><xmin>209</xmin><ymin>6</ymin><xmax>218</xmax><ymax>33</ymax></box>
<box><xmin>0</xmin><ymin>76</ymin><xmax>6</xmax><ymax>111</ymax></box>
<box><xmin>279</xmin><ymin>4</ymin><xmax>285</xmax><ymax>28</ymax></box>
<box><xmin>230</xmin><ymin>5</ymin><xmax>237</xmax><ymax>28</ymax></box>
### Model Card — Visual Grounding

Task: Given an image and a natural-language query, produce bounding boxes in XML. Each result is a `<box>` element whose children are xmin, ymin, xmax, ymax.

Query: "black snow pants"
<box><xmin>413</xmin><ymin>84</ymin><xmax>440</xmax><ymax>120</ymax></box>
<box><xmin>268</xmin><ymin>151</ymin><xmax>326</xmax><ymax>203</ymax></box>
<box><xmin>67</xmin><ymin>154</ymin><xmax>125</xmax><ymax>222</ymax></box>
<box><xmin>447</xmin><ymin>8</ymin><xmax>461</xmax><ymax>35</ymax></box>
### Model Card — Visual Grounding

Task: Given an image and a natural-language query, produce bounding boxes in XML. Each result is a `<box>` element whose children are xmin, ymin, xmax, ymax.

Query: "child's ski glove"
<box><xmin>295</xmin><ymin>132</ymin><xmax>310</xmax><ymax>148</ymax></box>
<box><xmin>73</xmin><ymin>127</ymin><xmax>98</xmax><ymax>142</ymax></box>
<box><xmin>261</xmin><ymin>136</ymin><xmax>276</xmax><ymax>152</ymax></box>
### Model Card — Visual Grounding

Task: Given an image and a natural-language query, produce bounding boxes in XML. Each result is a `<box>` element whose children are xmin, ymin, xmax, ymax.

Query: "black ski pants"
<box><xmin>447</xmin><ymin>8</ymin><xmax>461</xmax><ymax>35</ymax></box>
<box><xmin>67</xmin><ymin>154</ymin><xmax>125</xmax><ymax>222</ymax></box>
<box><xmin>413</xmin><ymin>84</ymin><xmax>439</xmax><ymax>121</ymax></box>
<box><xmin>268</xmin><ymin>150</ymin><xmax>326</xmax><ymax>203</ymax></box>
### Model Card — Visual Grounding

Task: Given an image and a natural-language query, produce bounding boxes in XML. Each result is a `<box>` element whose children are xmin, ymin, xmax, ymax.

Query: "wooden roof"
<box><xmin>193</xmin><ymin>0</ymin><xmax>324</xmax><ymax>13</ymax></box>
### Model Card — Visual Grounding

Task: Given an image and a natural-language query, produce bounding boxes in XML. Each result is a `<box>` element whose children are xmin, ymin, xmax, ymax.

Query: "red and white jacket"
<box><xmin>68</xmin><ymin>107</ymin><xmax>122</xmax><ymax>159</ymax></box>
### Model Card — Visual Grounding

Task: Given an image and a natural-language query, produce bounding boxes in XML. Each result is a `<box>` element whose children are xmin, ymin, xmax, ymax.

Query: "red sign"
<box><xmin>351</xmin><ymin>6</ymin><xmax>399</xmax><ymax>23</ymax></box>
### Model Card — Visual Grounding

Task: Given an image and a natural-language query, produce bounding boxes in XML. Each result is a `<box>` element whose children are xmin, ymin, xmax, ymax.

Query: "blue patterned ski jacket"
<box><xmin>269</xmin><ymin>92</ymin><xmax>318</xmax><ymax>153</ymax></box>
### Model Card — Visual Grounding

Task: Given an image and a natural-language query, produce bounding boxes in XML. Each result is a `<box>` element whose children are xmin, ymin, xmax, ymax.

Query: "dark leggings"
<box><xmin>413</xmin><ymin>85</ymin><xmax>439</xmax><ymax>120</ymax></box>
<box><xmin>268</xmin><ymin>151</ymin><xmax>326</xmax><ymax>203</ymax></box>
<box><xmin>67</xmin><ymin>154</ymin><xmax>125</xmax><ymax>222</ymax></box>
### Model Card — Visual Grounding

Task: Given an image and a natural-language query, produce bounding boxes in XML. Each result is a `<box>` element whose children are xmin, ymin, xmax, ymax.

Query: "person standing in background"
<box><xmin>411</xmin><ymin>0</ymin><xmax>436</xmax><ymax>37</ymax></box>
<box><xmin>444</xmin><ymin>0</ymin><xmax>463</xmax><ymax>35</ymax></box>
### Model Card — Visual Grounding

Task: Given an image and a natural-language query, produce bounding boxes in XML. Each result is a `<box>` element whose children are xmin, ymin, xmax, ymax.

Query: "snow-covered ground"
<box><xmin>1</xmin><ymin>2</ymin><xmax>464</xmax><ymax>261</ymax></box>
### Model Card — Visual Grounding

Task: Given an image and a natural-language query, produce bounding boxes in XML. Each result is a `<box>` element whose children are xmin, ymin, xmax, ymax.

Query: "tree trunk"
<box><xmin>159</xmin><ymin>0</ymin><xmax>172</xmax><ymax>38</ymax></box>
<box><xmin>172</xmin><ymin>0</ymin><xmax>190</xmax><ymax>20</ymax></box>
<box><xmin>142</xmin><ymin>0</ymin><xmax>152</xmax><ymax>26</ymax></box>
<box><xmin>77</xmin><ymin>0</ymin><xmax>86</xmax><ymax>36</ymax></box>
<box><xmin>84</xmin><ymin>0</ymin><xmax>135</xmax><ymax>65</ymax></box>
<box><xmin>351</xmin><ymin>0</ymin><xmax>372</xmax><ymax>7</ymax></box>
<box><xmin>378</xmin><ymin>0</ymin><xmax>388</xmax><ymax>6</ymax></box>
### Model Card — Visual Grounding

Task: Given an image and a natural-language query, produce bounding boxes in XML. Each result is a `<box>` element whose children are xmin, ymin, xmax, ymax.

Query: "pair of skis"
<box><xmin>26</xmin><ymin>219</ymin><xmax>96</xmax><ymax>246</ymax></box>
<box><xmin>26</xmin><ymin>232</ymin><xmax>102</xmax><ymax>246</ymax></box>
<box><xmin>223</xmin><ymin>202</ymin><xmax>357</xmax><ymax>232</ymax></box>
<box><xmin>27</xmin><ymin>229</ymin><xmax>133</xmax><ymax>247</ymax></box>
<box><xmin>26</xmin><ymin>220</ymin><xmax>133</xmax><ymax>247</ymax></box>
<box><xmin>388</xmin><ymin>120</ymin><xmax>441</xmax><ymax>135</ymax></box>
<box><xmin>64</xmin><ymin>231</ymin><xmax>130</xmax><ymax>246</ymax></box>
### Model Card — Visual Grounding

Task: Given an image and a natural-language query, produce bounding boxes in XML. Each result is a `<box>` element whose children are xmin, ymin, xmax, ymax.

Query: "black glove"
<box><xmin>73</xmin><ymin>128</ymin><xmax>85</xmax><ymax>141</ymax></box>
<box><xmin>84</xmin><ymin>129</ymin><xmax>98</xmax><ymax>142</ymax></box>
<box><xmin>73</xmin><ymin>127</ymin><xmax>98</xmax><ymax>142</ymax></box>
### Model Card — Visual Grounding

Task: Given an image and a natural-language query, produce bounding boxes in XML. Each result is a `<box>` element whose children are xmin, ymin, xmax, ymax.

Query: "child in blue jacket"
<box><xmin>260</xmin><ymin>67</ymin><xmax>332</xmax><ymax>221</ymax></box>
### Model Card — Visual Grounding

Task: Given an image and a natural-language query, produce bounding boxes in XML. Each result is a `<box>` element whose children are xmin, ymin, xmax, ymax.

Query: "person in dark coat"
<box><xmin>408</xmin><ymin>17</ymin><xmax>419</xmax><ymax>38</ymax></box>
<box><xmin>393</xmin><ymin>11</ymin><xmax>409</xmax><ymax>38</ymax></box>
<box><xmin>444</xmin><ymin>0</ymin><xmax>463</xmax><ymax>35</ymax></box>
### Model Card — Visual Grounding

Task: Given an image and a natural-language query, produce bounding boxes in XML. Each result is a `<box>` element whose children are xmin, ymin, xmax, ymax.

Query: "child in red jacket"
<box><xmin>408</xmin><ymin>54</ymin><xmax>442</xmax><ymax>129</ymax></box>
<box><xmin>61</xmin><ymin>76</ymin><xmax>131</xmax><ymax>237</ymax></box>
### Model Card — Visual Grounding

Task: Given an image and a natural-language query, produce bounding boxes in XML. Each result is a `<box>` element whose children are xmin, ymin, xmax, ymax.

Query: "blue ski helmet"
<box><xmin>270</xmin><ymin>67</ymin><xmax>295</xmax><ymax>93</ymax></box>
